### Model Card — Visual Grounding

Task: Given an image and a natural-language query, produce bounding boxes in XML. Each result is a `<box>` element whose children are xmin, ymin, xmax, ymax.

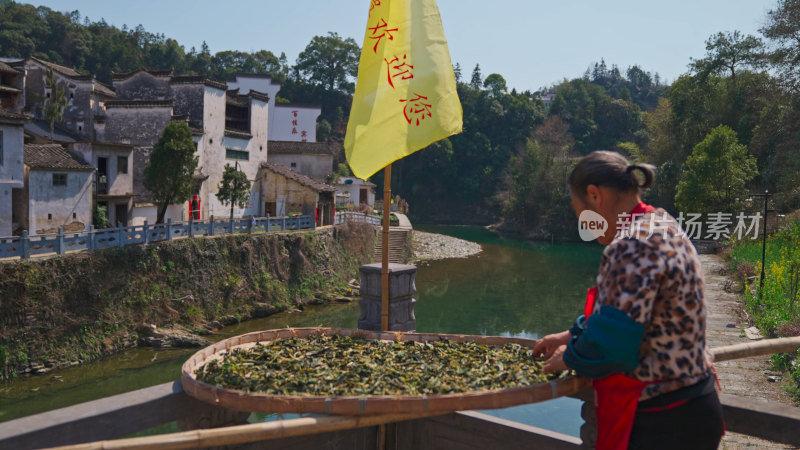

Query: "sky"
<box><xmin>30</xmin><ymin>0</ymin><xmax>776</xmax><ymax>92</ymax></box>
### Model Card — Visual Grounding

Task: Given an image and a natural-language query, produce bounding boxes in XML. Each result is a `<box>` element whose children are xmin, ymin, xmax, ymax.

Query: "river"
<box><xmin>0</xmin><ymin>226</ymin><xmax>602</xmax><ymax>437</ymax></box>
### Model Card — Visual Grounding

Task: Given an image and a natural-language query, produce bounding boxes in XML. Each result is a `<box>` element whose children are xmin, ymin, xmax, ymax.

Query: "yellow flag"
<box><xmin>345</xmin><ymin>0</ymin><xmax>463</xmax><ymax>180</ymax></box>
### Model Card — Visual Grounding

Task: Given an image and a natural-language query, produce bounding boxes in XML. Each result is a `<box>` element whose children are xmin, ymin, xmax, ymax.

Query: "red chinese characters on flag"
<box><xmin>368</xmin><ymin>18</ymin><xmax>398</xmax><ymax>53</ymax></box>
<box><xmin>292</xmin><ymin>128</ymin><xmax>298</xmax><ymax>135</ymax></box>
<box><xmin>369</xmin><ymin>0</ymin><xmax>381</xmax><ymax>15</ymax></box>
<box><xmin>384</xmin><ymin>54</ymin><xmax>414</xmax><ymax>88</ymax></box>
<box><xmin>301</xmin><ymin>130</ymin><xmax>308</xmax><ymax>142</ymax></box>
<box><xmin>399</xmin><ymin>93</ymin><xmax>432</xmax><ymax>126</ymax></box>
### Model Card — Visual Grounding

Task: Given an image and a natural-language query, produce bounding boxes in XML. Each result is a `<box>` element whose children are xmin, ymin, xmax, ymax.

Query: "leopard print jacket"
<box><xmin>593</xmin><ymin>207</ymin><xmax>712</xmax><ymax>400</ymax></box>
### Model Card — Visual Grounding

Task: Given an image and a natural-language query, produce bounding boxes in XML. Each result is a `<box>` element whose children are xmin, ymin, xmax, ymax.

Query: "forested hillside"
<box><xmin>3</xmin><ymin>0</ymin><xmax>800</xmax><ymax>238</ymax></box>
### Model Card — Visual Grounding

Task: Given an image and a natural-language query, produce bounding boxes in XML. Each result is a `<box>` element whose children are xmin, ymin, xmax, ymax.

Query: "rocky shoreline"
<box><xmin>411</xmin><ymin>230</ymin><xmax>482</xmax><ymax>262</ymax></box>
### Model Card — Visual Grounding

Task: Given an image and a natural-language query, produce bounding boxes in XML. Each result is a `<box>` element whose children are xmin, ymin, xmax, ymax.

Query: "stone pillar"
<box><xmin>358</xmin><ymin>263</ymin><xmax>416</xmax><ymax>332</ymax></box>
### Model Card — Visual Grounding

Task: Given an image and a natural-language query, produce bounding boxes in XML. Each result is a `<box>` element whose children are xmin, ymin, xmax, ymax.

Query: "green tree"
<box><xmin>216</xmin><ymin>164</ymin><xmax>251</xmax><ymax>222</ymax></box>
<box><xmin>470</xmin><ymin>64</ymin><xmax>482</xmax><ymax>89</ymax></box>
<box><xmin>294</xmin><ymin>32</ymin><xmax>359</xmax><ymax>94</ymax></box>
<box><xmin>761</xmin><ymin>0</ymin><xmax>800</xmax><ymax>90</ymax></box>
<box><xmin>483</xmin><ymin>73</ymin><xmax>508</xmax><ymax>97</ymax></box>
<box><xmin>675</xmin><ymin>125</ymin><xmax>758</xmax><ymax>215</ymax></box>
<box><xmin>143</xmin><ymin>122</ymin><xmax>199</xmax><ymax>224</ymax></box>
<box><xmin>44</xmin><ymin>69</ymin><xmax>66</xmax><ymax>143</ymax></box>
<box><xmin>691</xmin><ymin>31</ymin><xmax>764</xmax><ymax>81</ymax></box>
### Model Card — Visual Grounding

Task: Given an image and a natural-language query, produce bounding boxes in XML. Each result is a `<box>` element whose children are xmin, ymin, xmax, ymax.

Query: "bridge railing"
<box><xmin>0</xmin><ymin>381</ymin><xmax>797</xmax><ymax>449</ymax></box>
<box><xmin>334</xmin><ymin>210</ymin><xmax>382</xmax><ymax>226</ymax></box>
<box><xmin>0</xmin><ymin>215</ymin><xmax>316</xmax><ymax>261</ymax></box>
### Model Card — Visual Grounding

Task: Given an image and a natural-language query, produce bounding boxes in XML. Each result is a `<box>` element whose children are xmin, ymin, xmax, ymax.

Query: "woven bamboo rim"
<box><xmin>181</xmin><ymin>327</ymin><xmax>591</xmax><ymax>415</ymax></box>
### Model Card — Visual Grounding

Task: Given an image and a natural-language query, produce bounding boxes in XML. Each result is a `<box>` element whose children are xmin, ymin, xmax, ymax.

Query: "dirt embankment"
<box><xmin>0</xmin><ymin>223</ymin><xmax>376</xmax><ymax>380</ymax></box>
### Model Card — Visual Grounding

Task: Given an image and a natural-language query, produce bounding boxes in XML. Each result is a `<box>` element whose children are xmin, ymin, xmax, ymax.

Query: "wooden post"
<box><xmin>143</xmin><ymin>220</ymin><xmax>150</xmax><ymax>245</ymax></box>
<box><xmin>117</xmin><ymin>225</ymin><xmax>123</xmax><ymax>248</ymax></box>
<box><xmin>381</xmin><ymin>164</ymin><xmax>391</xmax><ymax>332</ymax></box>
<box><xmin>189</xmin><ymin>215</ymin><xmax>194</xmax><ymax>238</ymax></box>
<box><xmin>167</xmin><ymin>219</ymin><xmax>173</xmax><ymax>241</ymax></box>
<box><xmin>209</xmin><ymin>217</ymin><xmax>215</xmax><ymax>236</ymax></box>
<box><xmin>88</xmin><ymin>225</ymin><xmax>95</xmax><ymax>251</ymax></box>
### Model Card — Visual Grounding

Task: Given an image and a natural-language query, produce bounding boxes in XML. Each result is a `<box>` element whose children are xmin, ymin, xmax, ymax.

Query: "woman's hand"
<box><xmin>533</xmin><ymin>330</ymin><xmax>571</xmax><ymax>359</ymax></box>
<box><xmin>543</xmin><ymin>345</ymin><xmax>568</xmax><ymax>374</ymax></box>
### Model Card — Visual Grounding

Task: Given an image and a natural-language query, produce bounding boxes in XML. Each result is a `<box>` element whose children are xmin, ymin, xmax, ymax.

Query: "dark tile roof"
<box><xmin>92</xmin><ymin>81</ymin><xmax>116</xmax><ymax>98</ymax></box>
<box><xmin>225</xmin><ymin>93</ymin><xmax>249</xmax><ymax>107</ymax></box>
<box><xmin>0</xmin><ymin>107</ymin><xmax>29</xmax><ymax>122</ymax></box>
<box><xmin>105</xmin><ymin>100</ymin><xmax>173</xmax><ymax>109</ymax></box>
<box><xmin>261</xmin><ymin>162</ymin><xmax>335</xmax><ymax>192</ymax></box>
<box><xmin>224</xmin><ymin>129</ymin><xmax>252</xmax><ymax>139</ymax></box>
<box><xmin>24</xmin><ymin>144</ymin><xmax>93</xmax><ymax>170</ymax></box>
<box><xmin>112</xmin><ymin>69</ymin><xmax>174</xmax><ymax>80</ymax></box>
<box><xmin>24</xmin><ymin>120</ymin><xmax>77</xmax><ymax>143</ymax></box>
<box><xmin>249</xmin><ymin>90</ymin><xmax>270</xmax><ymax>102</ymax></box>
<box><xmin>0</xmin><ymin>85</ymin><xmax>22</xmax><ymax>94</ymax></box>
<box><xmin>268</xmin><ymin>141</ymin><xmax>333</xmax><ymax>155</ymax></box>
<box><xmin>275</xmin><ymin>102</ymin><xmax>322</xmax><ymax>110</ymax></box>
<box><xmin>170</xmin><ymin>76</ymin><xmax>227</xmax><ymax>91</ymax></box>
<box><xmin>0</xmin><ymin>61</ymin><xmax>20</xmax><ymax>74</ymax></box>
<box><xmin>28</xmin><ymin>56</ymin><xmax>91</xmax><ymax>80</ymax></box>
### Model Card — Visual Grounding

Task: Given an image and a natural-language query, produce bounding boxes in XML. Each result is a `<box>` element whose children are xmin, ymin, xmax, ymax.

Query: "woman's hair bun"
<box><xmin>626</xmin><ymin>163</ymin><xmax>655</xmax><ymax>189</ymax></box>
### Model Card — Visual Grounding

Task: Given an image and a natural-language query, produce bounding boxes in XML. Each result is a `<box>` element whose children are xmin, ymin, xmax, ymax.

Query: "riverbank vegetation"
<box><xmin>727</xmin><ymin>219</ymin><xmax>800</xmax><ymax>404</ymax></box>
<box><xmin>0</xmin><ymin>223</ymin><xmax>376</xmax><ymax>380</ymax></box>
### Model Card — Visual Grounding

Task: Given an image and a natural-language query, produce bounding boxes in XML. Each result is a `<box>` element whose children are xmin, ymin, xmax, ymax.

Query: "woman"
<box><xmin>533</xmin><ymin>151</ymin><xmax>723</xmax><ymax>450</ymax></box>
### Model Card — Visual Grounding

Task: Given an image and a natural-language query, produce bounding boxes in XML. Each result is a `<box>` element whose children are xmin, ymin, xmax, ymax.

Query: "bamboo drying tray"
<box><xmin>181</xmin><ymin>327</ymin><xmax>590</xmax><ymax>415</ymax></box>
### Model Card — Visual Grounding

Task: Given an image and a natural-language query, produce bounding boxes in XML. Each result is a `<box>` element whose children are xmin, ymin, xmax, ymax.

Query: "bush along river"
<box><xmin>0</xmin><ymin>226</ymin><xmax>602</xmax><ymax>436</ymax></box>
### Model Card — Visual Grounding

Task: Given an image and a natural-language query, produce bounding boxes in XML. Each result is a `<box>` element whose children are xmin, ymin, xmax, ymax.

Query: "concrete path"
<box><xmin>700</xmin><ymin>254</ymin><xmax>795</xmax><ymax>449</ymax></box>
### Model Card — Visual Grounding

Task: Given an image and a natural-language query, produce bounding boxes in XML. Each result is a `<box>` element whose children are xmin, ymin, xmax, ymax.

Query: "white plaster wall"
<box><xmin>271</xmin><ymin>105</ymin><xmax>321</xmax><ymax>142</ymax></box>
<box><xmin>0</xmin><ymin>123</ymin><xmax>25</xmax><ymax>188</ymax></box>
<box><xmin>0</xmin><ymin>186</ymin><xmax>12</xmax><ymax>236</ymax></box>
<box><xmin>129</xmin><ymin>204</ymin><xmax>185</xmax><ymax>226</ymax></box>
<box><xmin>28</xmin><ymin>170</ymin><xmax>92</xmax><ymax>234</ymax></box>
<box><xmin>199</xmin><ymin>85</ymin><xmax>227</xmax><ymax>219</ymax></box>
<box><xmin>227</xmin><ymin>75</ymin><xmax>280</xmax><ymax>141</ymax></box>
<box><xmin>227</xmin><ymin>76</ymin><xmax>280</xmax><ymax>101</ymax></box>
<box><xmin>204</xmin><ymin>94</ymin><xmax>268</xmax><ymax>219</ymax></box>
<box><xmin>94</xmin><ymin>149</ymin><xmax>133</xmax><ymax>196</ymax></box>
<box><xmin>336</xmin><ymin>180</ymin><xmax>375</xmax><ymax>207</ymax></box>
<box><xmin>267</xmin><ymin>154</ymin><xmax>332</xmax><ymax>182</ymax></box>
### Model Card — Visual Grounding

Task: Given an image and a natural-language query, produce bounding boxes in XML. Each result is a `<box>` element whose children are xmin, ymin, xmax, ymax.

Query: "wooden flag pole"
<box><xmin>381</xmin><ymin>164</ymin><xmax>391</xmax><ymax>332</ymax></box>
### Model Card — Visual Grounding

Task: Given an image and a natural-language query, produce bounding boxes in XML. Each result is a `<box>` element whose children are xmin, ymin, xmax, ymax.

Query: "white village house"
<box><xmin>14</xmin><ymin>144</ymin><xmax>93</xmax><ymax>235</ymax></box>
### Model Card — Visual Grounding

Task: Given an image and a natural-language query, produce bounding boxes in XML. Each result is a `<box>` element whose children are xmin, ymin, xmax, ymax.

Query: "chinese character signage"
<box><xmin>345</xmin><ymin>0</ymin><xmax>463</xmax><ymax>179</ymax></box>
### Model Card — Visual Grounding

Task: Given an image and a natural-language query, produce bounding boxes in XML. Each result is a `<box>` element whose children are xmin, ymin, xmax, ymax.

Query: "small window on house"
<box><xmin>290</xmin><ymin>162</ymin><xmax>297</xmax><ymax>168</ymax></box>
<box><xmin>48</xmin><ymin>213</ymin><xmax>52</xmax><ymax>220</ymax></box>
<box><xmin>117</xmin><ymin>156</ymin><xmax>128</xmax><ymax>174</ymax></box>
<box><xmin>225</xmin><ymin>149</ymin><xmax>249</xmax><ymax>160</ymax></box>
<box><xmin>52</xmin><ymin>173</ymin><xmax>67</xmax><ymax>186</ymax></box>
<box><xmin>73</xmin><ymin>212</ymin><xmax>76</xmax><ymax>219</ymax></box>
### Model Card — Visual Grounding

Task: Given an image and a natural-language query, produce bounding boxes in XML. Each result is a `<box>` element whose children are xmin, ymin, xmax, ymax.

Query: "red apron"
<box><xmin>586</xmin><ymin>202</ymin><xmax>654</xmax><ymax>450</ymax></box>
